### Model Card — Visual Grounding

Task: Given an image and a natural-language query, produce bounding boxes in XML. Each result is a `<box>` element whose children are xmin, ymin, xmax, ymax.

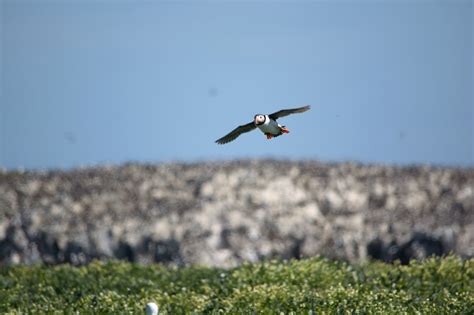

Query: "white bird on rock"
<box><xmin>215</xmin><ymin>105</ymin><xmax>311</xmax><ymax>144</ymax></box>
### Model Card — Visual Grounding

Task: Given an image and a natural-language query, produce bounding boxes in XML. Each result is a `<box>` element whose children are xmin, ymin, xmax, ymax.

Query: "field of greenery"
<box><xmin>1</xmin><ymin>256</ymin><xmax>473</xmax><ymax>314</ymax></box>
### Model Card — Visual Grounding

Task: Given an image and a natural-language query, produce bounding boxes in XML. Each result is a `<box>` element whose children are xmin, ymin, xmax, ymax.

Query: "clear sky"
<box><xmin>1</xmin><ymin>0</ymin><xmax>473</xmax><ymax>170</ymax></box>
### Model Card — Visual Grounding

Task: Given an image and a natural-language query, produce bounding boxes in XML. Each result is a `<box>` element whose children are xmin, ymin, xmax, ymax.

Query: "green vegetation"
<box><xmin>1</xmin><ymin>256</ymin><xmax>473</xmax><ymax>314</ymax></box>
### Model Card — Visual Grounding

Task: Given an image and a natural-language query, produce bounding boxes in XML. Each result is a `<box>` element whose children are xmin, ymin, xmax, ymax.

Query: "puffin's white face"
<box><xmin>254</xmin><ymin>115</ymin><xmax>265</xmax><ymax>125</ymax></box>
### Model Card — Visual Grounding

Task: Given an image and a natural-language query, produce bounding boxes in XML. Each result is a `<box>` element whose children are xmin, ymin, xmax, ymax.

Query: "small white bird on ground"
<box><xmin>146</xmin><ymin>302</ymin><xmax>158</xmax><ymax>315</ymax></box>
<box><xmin>215</xmin><ymin>105</ymin><xmax>311</xmax><ymax>144</ymax></box>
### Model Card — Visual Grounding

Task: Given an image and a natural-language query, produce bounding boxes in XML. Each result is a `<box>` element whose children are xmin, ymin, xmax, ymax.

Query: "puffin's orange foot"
<box><xmin>281</xmin><ymin>127</ymin><xmax>290</xmax><ymax>134</ymax></box>
<box><xmin>265</xmin><ymin>133</ymin><xmax>273</xmax><ymax>140</ymax></box>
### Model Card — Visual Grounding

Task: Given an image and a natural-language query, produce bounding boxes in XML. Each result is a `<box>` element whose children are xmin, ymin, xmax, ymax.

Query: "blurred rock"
<box><xmin>0</xmin><ymin>160</ymin><xmax>472</xmax><ymax>266</ymax></box>
<box><xmin>367</xmin><ymin>232</ymin><xmax>449</xmax><ymax>264</ymax></box>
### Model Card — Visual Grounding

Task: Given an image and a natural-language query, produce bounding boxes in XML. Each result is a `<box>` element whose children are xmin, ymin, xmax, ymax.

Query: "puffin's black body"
<box><xmin>215</xmin><ymin>105</ymin><xmax>310</xmax><ymax>144</ymax></box>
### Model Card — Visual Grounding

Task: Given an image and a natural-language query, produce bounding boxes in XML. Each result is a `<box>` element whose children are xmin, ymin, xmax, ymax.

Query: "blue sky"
<box><xmin>1</xmin><ymin>0</ymin><xmax>472</xmax><ymax>169</ymax></box>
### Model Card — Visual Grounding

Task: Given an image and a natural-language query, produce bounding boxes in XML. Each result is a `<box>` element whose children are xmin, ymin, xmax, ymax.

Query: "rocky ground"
<box><xmin>0</xmin><ymin>160</ymin><xmax>472</xmax><ymax>267</ymax></box>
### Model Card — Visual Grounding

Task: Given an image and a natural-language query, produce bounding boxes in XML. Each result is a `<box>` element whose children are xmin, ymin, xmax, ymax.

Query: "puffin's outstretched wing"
<box><xmin>269</xmin><ymin>105</ymin><xmax>311</xmax><ymax>120</ymax></box>
<box><xmin>215</xmin><ymin>121</ymin><xmax>256</xmax><ymax>144</ymax></box>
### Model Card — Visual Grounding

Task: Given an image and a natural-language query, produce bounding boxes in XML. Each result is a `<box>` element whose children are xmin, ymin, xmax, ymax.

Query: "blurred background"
<box><xmin>1</xmin><ymin>0</ymin><xmax>472</xmax><ymax>170</ymax></box>
<box><xmin>0</xmin><ymin>0</ymin><xmax>473</xmax><ymax>267</ymax></box>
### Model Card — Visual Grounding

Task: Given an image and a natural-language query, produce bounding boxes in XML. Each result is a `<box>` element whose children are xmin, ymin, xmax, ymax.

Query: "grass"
<box><xmin>1</xmin><ymin>256</ymin><xmax>473</xmax><ymax>314</ymax></box>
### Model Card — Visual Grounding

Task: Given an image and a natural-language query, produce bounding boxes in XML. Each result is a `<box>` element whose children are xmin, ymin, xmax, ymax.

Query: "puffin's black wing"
<box><xmin>215</xmin><ymin>121</ymin><xmax>256</xmax><ymax>144</ymax></box>
<box><xmin>268</xmin><ymin>105</ymin><xmax>311</xmax><ymax>120</ymax></box>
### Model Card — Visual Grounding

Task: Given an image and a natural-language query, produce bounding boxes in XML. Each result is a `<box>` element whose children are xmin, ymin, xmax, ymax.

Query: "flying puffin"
<box><xmin>215</xmin><ymin>105</ymin><xmax>310</xmax><ymax>144</ymax></box>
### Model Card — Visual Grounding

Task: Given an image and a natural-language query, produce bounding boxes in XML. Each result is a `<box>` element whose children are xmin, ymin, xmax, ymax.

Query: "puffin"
<box><xmin>215</xmin><ymin>105</ymin><xmax>310</xmax><ymax>144</ymax></box>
